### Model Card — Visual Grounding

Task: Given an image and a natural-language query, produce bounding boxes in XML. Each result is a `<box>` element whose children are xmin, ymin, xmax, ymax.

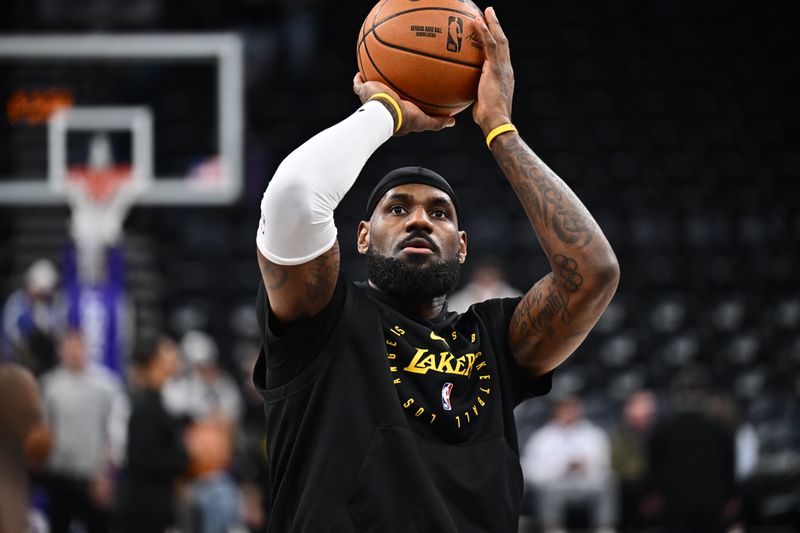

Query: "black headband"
<box><xmin>365</xmin><ymin>166</ymin><xmax>461</xmax><ymax>223</ymax></box>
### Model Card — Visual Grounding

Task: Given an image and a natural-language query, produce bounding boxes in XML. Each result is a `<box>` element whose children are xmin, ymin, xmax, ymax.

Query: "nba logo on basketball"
<box><xmin>441</xmin><ymin>382</ymin><xmax>454</xmax><ymax>411</ymax></box>
<box><xmin>447</xmin><ymin>17</ymin><xmax>463</xmax><ymax>52</ymax></box>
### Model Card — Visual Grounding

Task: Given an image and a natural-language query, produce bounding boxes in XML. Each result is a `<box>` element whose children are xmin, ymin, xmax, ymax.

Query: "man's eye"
<box><xmin>389</xmin><ymin>205</ymin><xmax>406</xmax><ymax>215</ymax></box>
<box><xmin>431</xmin><ymin>209</ymin><xmax>447</xmax><ymax>218</ymax></box>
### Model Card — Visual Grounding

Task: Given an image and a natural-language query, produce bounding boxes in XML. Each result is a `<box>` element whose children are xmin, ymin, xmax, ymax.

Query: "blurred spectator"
<box><xmin>521</xmin><ymin>395</ymin><xmax>616</xmax><ymax>533</ymax></box>
<box><xmin>709</xmin><ymin>392</ymin><xmax>761</xmax><ymax>526</ymax></box>
<box><xmin>2</xmin><ymin>259</ymin><xmax>62</xmax><ymax>375</ymax></box>
<box><xmin>164</xmin><ymin>330</ymin><xmax>243</xmax><ymax>422</ymax></box>
<box><xmin>0</xmin><ymin>363</ymin><xmax>52</xmax><ymax>533</ymax></box>
<box><xmin>115</xmin><ymin>336</ymin><xmax>188</xmax><ymax>533</ymax></box>
<box><xmin>447</xmin><ymin>257</ymin><xmax>522</xmax><ymax>313</ymax></box>
<box><xmin>610</xmin><ymin>390</ymin><xmax>657</xmax><ymax>531</ymax></box>
<box><xmin>163</xmin><ymin>330</ymin><xmax>241</xmax><ymax>533</ymax></box>
<box><xmin>39</xmin><ymin>328</ymin><xmax>128</xmax><ymax>533</ymax></box>
<box><xmin>183</xmin><ymin>421</ymin><xmax>239</xmax><ymax>533</ymax></box>
<box><xmin>708</xmin><ymin>393</ymin><xmax>760</xmax><ymax>482</ymax></box>
<box><xmin>647</xmin><ymin>368</ymin><xmax>741</xmax><ymax>533</ymax></box>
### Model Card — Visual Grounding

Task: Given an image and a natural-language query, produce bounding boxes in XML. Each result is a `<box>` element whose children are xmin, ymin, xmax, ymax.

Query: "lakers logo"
<box><xmin>384</xmin><ymin>323</ymin><xmax>494</xmax><ymax>431</ymax></box>
<box><xmin>404</xmin><ymin>348</ymin><xmax>479</xmax><ymax>377</ymax></box>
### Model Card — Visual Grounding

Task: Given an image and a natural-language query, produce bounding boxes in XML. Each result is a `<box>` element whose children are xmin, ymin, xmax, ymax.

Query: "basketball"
<box><xmin>357</xmin><ymin>0</ymin><xmax>485</xmax><ymax>116</ymax></box>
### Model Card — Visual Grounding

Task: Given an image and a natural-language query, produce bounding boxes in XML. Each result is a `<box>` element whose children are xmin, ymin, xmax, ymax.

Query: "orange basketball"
<box><xmin>357</xmin><ymin>0</ymin><xmax>485</xmax><ymax>116</ymax></box>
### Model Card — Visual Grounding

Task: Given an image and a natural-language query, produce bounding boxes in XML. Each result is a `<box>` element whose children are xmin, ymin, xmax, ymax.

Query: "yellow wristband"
<box><xmin>486</xmin><ymin>123</ymin><xmax>518</xmax><ymax>149</ymax></box>
<box><xmin>368</xmin><ymin>93</ymin><xmax>403</xmax><ymax>133</ymax></box>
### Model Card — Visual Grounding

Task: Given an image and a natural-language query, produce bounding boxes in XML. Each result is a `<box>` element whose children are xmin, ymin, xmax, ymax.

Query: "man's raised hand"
<box><xmin>472</xmin><ymin>7</ymin><xmax>515</xmax><ymax>137</ymax></box>
<box><xmin>353</xmin><ymin>73</ymin><xmax>455</xmax><ymax>135</ymax></box>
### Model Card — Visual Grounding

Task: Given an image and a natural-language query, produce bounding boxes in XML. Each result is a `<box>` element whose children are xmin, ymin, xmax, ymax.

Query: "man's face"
<box><xmin>555</xmin><ymin>398</ymin><xmax>582</xmax><ymax>426</ymax></box>
<box><xmin>60</xmin><ymin>331</ymin><xmax>87</xmax><ymax>372</ymax></box>
<box><xmin>625</xmin><ymin>391</ymin><xmax>656</xmax><ymax>432</ymax></box>
<box><xmin>150</xmin><ymin>338</ymin><xmax>180</xmax><ymax>388</ymax></box>
<box><xmin>358</xmin><ymin>183</ymin><xmax>467</xmax><ymax>297</ymax></box>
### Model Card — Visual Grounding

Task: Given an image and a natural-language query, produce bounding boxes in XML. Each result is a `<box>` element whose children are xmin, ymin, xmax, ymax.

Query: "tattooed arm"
<box><xmin>257</xmin><ymin>245</ymin><xmax>340</xmax><ymax>323</ymax></box>
<box><xmin>499</xmin><ymin>143</ymin><xmax>619</xmax><ymax>377</ymax></box>
<box><xmin>474</xmin><ymin>9</ymin><xmax>619</xmax><ymax>376</ymax></box>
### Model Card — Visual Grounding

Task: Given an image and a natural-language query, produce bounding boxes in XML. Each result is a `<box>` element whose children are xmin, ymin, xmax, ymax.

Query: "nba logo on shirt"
<box><xmin>441</xmin><ymin>382</ymin><xmax>454</xmax><ymax>411</ymax></box>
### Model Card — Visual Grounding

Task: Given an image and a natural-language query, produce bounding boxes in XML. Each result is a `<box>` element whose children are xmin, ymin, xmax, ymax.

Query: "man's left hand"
<box><xmin>472</xmin><ymin>7</ymin><xmax>515</xmax><ymax>137</ymax></box>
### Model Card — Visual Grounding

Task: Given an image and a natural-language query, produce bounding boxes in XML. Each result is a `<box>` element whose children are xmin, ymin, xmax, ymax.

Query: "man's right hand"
<box><xmin>353</xmin><ymin>73</ymin><xmax>455</xmax><ymax>135</ymax></box>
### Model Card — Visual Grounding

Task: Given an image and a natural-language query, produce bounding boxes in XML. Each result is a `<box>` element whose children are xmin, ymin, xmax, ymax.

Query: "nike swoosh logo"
<box><xmin>430</xmin><ymin>331</ymin><xmax>448</xmax><ymax>343</ymax></box>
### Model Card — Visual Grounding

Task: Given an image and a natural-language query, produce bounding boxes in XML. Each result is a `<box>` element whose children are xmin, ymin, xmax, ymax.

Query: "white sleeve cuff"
<box><xmin>256</xmin><ymin>100</ymin><xmax>394</xmax><ymax>265</ymax></box>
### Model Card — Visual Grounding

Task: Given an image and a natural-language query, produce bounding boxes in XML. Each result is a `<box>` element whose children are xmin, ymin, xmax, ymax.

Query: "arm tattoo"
<box><xmin>304</xmin><ymin>244</ymin><xmax>339</xmax><ymax>303</ymax></box>
<box><xmin>511</xmin><ymin>273</ymin><xmax>557</xmax><ymax>350</ymax></box>
<box><xmin>553</xmin><ymin>254</ymin><xmax>583</xmax><ymax>293</ymax></box>
<box><xmin>264</xmin><ymin>263</ymin><xmax>289</xmax><ymax>291</ymax></box>
<box><xmin>511</xmin><ymin>255</ymin><xmax>584</xmax><ymax>350</ymax></box>
<box><xmin>494</xmin><ymin>136</ymin><xmax>596</xmax><ymax>248</ymax></box>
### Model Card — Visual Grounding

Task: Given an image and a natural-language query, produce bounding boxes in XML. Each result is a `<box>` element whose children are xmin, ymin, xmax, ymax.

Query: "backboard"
<box><xmin>0</xmin><ymin>34</ymin><xmax>243</xmax><ymax>205</ymax></box>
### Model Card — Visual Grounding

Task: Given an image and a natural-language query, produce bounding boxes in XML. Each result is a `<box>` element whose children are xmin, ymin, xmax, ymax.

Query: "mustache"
<box><xmin>397</xmin><ymin>231</ymin><xmax>439</xmax><ymax>254</ymax></box>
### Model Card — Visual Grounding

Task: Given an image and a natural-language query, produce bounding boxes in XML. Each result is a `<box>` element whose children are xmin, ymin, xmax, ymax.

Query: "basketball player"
<box><xmin>254</xmin><ymin>7</ymin><xmax>619</xmax><ymax>531</ymax></box>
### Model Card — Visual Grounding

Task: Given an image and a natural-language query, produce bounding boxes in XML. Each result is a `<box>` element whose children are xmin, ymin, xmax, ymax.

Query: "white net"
<box><xmin>48</xmin><ymin>107</ymin><xmax>153</xmax><ymax>283</ymax></box>
<box><xmin>67</xmin><ymin>134</ymin><xmax>136</xmax><ymax>283</ymax></box>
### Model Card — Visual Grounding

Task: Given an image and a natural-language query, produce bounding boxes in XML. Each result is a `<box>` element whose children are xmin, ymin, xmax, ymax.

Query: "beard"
<box><xmin>366</xmin><ymin>246</ymin><xmax>461</xmax><ymax>300</ymax></box>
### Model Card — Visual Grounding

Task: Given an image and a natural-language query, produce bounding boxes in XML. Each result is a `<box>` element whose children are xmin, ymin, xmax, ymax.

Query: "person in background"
<box><xmin>164</xmin><ymin>330</ymin><xmax>243</xmax><ymax>424</ymax></box>
<box><xmin>39</xmin><ymin>328</ymin><xmax>128</xmax><ymax>533</ymax></box>
<box><xmin>163</xmin><ymin>330</ymin><xmax>242</xmax><ymax>533</ymax></box>
<box><xmin>0</xmin><ymin>363</ymin><xmax>52</xmax><ymax>533</ymax></box>
<box><xmin>2</xmin><ymin>259</ymin><xmax>62</xmax><ymax>375</ymax></box>
<box><xmin>115</xmin><ymin>336</ymin><xmax>189</xmax><ymax>533</ymax></box>
<box><xmin>446</xmin><ymin>256</ymin><xmax>522</xmax><ymax>313</ymax></box>
<box><xmin>646</xmin><ymin>367</ymin><xmax>741</xmax><ymax>533</ymax></box>
<box><xmin>610</xmin><ymin>390</ymin><xmax>657</xmax><ymax>531</ymax></box>
<box><xmin>708</xmin><ymin>391</ymin><xmax>760</xmax><ymax>527</ymax></box>
<box><xmin>708</xmin><ymin>392</ymin><xmax>760</xmax><ymax>484</ymax></box>
<box><xmin>521</xmin><ymin>395</ymin><xmax>617</xmax><ymax>533</ymax></box>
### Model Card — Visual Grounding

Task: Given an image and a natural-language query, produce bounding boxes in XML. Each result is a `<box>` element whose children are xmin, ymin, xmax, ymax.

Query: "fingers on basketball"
<box><xmin>484</xmin><ymin>7</ymin><xmax>510</xmax><ymax>63</ymax></box>
<box><xmin>356</xmin><ymin>0</ymin><xmax>484</xmax><ymax>117</ymax></box>
<box><xmin>474</xmin><ymin>17</ymin><xmax>498</xmax><ymax>63</ymax></box>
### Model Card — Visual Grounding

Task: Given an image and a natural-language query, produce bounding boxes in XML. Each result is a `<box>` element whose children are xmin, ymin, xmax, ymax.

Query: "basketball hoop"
<box><xmin>48</xmin><ymin>108</ymin><xmax>153</xmax><ymax>284</ymax></box>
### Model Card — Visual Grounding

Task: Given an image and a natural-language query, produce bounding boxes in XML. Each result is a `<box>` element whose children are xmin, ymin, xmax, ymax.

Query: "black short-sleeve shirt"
<box><xmin>253</xmin><ymin>277</ymin><xmax>552</xmax><ymax>533</ymax></box>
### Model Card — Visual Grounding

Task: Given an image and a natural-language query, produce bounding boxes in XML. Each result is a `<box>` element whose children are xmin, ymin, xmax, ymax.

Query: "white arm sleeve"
<box><xmin>256</xmin><ymin>100</ymin><xmax>394</xmax><ymax>265</ymax></box>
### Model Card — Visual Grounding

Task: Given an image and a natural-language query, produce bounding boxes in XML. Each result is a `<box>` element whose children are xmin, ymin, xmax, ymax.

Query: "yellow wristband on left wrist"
<box><xmin>486</xmin><ymin>123</ymin><xmax>518</xmax><ymax>149</ymax></box>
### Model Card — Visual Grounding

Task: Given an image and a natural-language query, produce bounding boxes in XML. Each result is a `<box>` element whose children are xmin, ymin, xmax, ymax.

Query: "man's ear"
<box><xmin>458</xmin><ymin>230</ymin><xmax>468</xmax><ymax>264</ymax></box>
<box><xmin>357</xmin><ymin>221</ymin><xmax>370</xmax><ymax>255</ymax></box>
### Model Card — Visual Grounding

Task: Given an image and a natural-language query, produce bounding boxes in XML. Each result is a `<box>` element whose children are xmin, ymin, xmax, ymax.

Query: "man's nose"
<box><xmin>404</xmin><ymin>206</ymin><xmax>434</xmax><ymax>232</ymax></box>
